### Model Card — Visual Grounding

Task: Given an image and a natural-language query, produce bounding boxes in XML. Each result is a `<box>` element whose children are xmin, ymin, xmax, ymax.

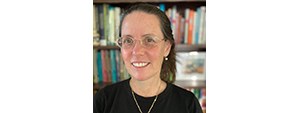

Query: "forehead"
<box><xmin>121</xmin><ymin>11</ymin><xmax>162</xmax><ymax>37</ymax></box>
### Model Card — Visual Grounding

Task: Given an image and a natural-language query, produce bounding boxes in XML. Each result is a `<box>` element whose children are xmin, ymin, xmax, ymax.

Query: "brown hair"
<box><xmin>119</xmin><ymin>3</ymin><xmax>176</xmax><ymax>83</ymax></box>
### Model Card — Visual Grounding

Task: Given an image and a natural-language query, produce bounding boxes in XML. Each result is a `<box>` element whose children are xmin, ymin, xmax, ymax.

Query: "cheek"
<box><xmin>120</xmin><ymin>48</ymin><xmax>164</xmax><ymax>62</ymax></box>
<box><xmin>149</xmin><ymin>49</ymin><xmax>165</xmax><ymax>63</ymax></box>
<box><xmin>121</xmin><ymin>50</ymin><xmax>130</xmax><ymax>62</ymax></box>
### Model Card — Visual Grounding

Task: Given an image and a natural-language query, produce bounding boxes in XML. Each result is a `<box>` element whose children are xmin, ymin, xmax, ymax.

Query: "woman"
<box><xmin>94</xmin><ymin>3</ymin><xmax>203</xmax><ymax>113</ymax></box>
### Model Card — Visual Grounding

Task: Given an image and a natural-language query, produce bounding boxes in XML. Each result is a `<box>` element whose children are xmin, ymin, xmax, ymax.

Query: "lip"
<box><xmin>131</xmin><ymin>62</ymin><xmax>150</xmax><ymax>68</ymax></box>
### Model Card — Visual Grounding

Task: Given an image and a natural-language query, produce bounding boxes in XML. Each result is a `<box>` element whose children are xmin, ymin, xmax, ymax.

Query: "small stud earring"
<box><xmin>165</xmin><ymin>57</ymin><xmax>168</xmax><ymax>61</ymax></box>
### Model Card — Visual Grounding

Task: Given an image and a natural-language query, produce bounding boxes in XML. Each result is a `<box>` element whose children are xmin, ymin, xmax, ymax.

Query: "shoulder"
<box><xmin>168</xmin><ymin>83</ymin><xmax>195</xmax><ymax>99</ymax></box>
<box><xmin>100</xmin><ymin>79</ymin><xmax>129</xmax><ymax>94</ymax></box>
<box><xmin>93</xmin><ymin>79</ymin><xmax>130</xmax><ymax>113</ymax></box>
<box><xmin>94</xmin><ymin>79</ymin><xmax>129</xmax><ymax>99</ymax></box>
<box><xmin>167</xmin><ymin>83</ymin><xmax>203</xmax><ymax>113</ymax></box>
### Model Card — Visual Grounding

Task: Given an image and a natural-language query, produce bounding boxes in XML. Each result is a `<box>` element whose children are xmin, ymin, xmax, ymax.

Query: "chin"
<box><xmin>131</xmin><ymin>75</ymin><xmax>151</xmax><ymax>81</ymax></box>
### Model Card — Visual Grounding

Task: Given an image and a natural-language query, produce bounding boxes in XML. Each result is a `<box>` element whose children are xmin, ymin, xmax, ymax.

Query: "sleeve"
<box><xmin>93</xmin><ymin>89</ymin><xmax>106</xmax><ymax>113</ymax></box>
<box><xmin>189</xmin><ymin>95</ymin><xmax>203</xmax><ymax>113</ymax></box>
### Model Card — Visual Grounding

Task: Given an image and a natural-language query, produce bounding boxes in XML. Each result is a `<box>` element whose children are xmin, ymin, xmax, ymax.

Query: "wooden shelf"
<box><xmin>175</xmin><ymin>44</ymin><xmax>206</xmax><ymax>52</ymax></box>
<box><xmin>93</xmin><ymin>45</ymin><xmax>119</xmax><ymax>50</ymax></box>
<box><xmin>174</xmin><ymin>80</ymin><xmax>206</xmax><ymax>88</ymax></box>
<box><xmin>93</xmin><ymin>44</ymin><xmax>206</xmax><ymax>51</ymax></box>
<box><xmin>94</xmin><ymin>0</ymin><xmax>205</xmax><ymax>3</ymax></box>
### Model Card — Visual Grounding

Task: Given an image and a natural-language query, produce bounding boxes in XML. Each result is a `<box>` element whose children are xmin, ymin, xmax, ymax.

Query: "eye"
<box><xmin>122</xmin><ymin>38</ymin><xmax>134</xmax><ymax>45</ymax></box>
<box><xmin>144</xmin><ymin>37</ymin><xmax>156</xmax><ymax>43</ymax></box>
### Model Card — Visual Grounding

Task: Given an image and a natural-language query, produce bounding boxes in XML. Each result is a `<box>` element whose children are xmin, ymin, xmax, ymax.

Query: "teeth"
<box><xmin>132</xmin><ymin>63</ymin><xmax>148</xmax><ymax>67</ymax></box>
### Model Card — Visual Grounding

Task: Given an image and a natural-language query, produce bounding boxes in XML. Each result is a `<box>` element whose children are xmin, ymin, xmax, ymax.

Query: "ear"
<box><xmin>163</xmin><ymin>40</ymin><xmax>172</xmax><ymax>57</ymax></box>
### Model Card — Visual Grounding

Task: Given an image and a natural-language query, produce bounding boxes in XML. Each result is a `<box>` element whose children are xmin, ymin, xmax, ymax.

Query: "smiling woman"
<box><xmin>120</xmin><ymin>10</ymin><xmax>172</xmax><ymax>82</ymax></box>
<box><xmin>94</xmin><ymin>3</ymin><xmax>203</xmax><ymax>113</ymax></box>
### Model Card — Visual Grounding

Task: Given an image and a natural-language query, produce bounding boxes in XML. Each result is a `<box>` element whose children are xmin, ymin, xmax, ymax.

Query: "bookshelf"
<box><xmin>93</xmin><ymin>0</ymin><xmax>206</xmax><ymax>112</ymax></box>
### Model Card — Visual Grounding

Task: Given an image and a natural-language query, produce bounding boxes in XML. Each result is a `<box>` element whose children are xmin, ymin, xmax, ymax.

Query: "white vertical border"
<box><xmin>208</xmin><ymin>0</ymin><xmax>300</xmax><ymax>113</ymax></box>
<box><xmin>0</xmin><ymin>0</ymin><xmax>92</xmax><ymax>113</ymax></box>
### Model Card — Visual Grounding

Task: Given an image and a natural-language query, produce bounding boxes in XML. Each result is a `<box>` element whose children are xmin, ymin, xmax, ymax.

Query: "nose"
<box><xmin>132</xmin><ymin>40</ymin><xmax>146</xmax><ymax>55</ymax></box>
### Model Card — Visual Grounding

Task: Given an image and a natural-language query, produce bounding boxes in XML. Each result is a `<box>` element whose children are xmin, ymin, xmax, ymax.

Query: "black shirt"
<box><xmin>94</xmin><ymin>78</ymin><xmax>203</xmax><ymax>113</ymax></box>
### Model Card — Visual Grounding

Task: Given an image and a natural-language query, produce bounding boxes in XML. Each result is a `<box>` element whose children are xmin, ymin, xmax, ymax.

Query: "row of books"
<box><xmin>93</xmin><ymin>4</ymin><xmax>121</xmax><ymax>46</ymax></box>
<box><xmin>93</xmin><ymin>49</ymin><xmax>130</xmax><ymax>83</ymax></box>
<box><xmin>165</xmin><ymin>5</ymin><xmax>206</xmax><ymax>45</ymax></box>
<box><xmin>93</xmin><ymin>4</ymin><xmax>206</xmax><ymax>46</ymax></box>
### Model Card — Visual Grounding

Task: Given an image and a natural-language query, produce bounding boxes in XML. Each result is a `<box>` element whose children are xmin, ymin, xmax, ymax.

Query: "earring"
<box><xmin>165</xmin><ymin>57</ymin><xmax>168</xmax><ymax>61</ymax></box>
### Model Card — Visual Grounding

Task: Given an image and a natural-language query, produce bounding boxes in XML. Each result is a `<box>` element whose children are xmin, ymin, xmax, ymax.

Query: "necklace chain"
<box><xmin>131</xmin><ymin>81</ymin><xmax>161</xmax><ymax>113</ymax></box>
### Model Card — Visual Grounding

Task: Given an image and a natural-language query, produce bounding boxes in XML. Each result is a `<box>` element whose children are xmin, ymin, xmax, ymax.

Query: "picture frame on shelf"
<box><xmin>175</xmin><ymin>51</ymin><xmax>206</xmax><ymax>81</ymax></box>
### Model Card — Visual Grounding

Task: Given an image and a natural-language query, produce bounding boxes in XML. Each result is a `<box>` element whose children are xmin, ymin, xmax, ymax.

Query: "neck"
<box><xmin>130</xmin><ymin>77</ymin><xmax>165</xmax><ymax>97</ymax></box>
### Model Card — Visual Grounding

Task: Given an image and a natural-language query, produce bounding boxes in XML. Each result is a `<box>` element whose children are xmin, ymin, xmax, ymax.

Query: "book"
<box><xmin>93</xmin><ymin>5</ymin><xmax>99</xmax><ymax>38</ymax></box>
<box><xmin>159</xmin><ymin>3</ymin><xmax>165</xmax><ymax>12</ymax></box>
<box><xmin>199</xmin><ymin>6</ymin><xmax>206</xmax><ymax>44</ymax></box>
<box><xmin>103</xmin><ymin>4</ymin><xmax>109</xmax><ymax>46</ymax></box>
<box><xmin>97</xmin><ymin>50</ymin><xmax>103</xmax><ymax>81</ymax></box>
<box><xmin>105</xmin><ymin>50</ymin><xmax>112</xmax><ymax>82</ymax></box>
<box><xmin>93</xmin><ymin>5</ymin><xmax>100</xmax><ymax>46</ymax></box>
<box><xmin>184</xmin><ymin>8</ymin><xmax>190</xmax><ymax>44</ymax></box>
<box><xmin>115</xmin><ymin>50</ymin><xmax>120</xmax><ymax>81</ymax></box>
<box><xmin>97</xmin><ymin>4</ymin><xmax>106</xmax><ymax>46</ymax></box>
<box><xmin>114</xmin><ymin>7</ymin><xmax>121</xmax><ymax>41</ymax></box>
<box><xmin>187</xmin><ymin>10</ymin><xmax>194</xmax><ymax>45</ymax></box>
<box><xmin>101</xmin><ymin>50</ymin><xmax>108</xmax><ymax>82</ymax></box>
<box><xmin>194</xmin><ymin>7</ymin><xmax>201</xmax><ymax>45</ymax></box>
<box><xmin>108</xmin><ymin>6</ymin><xmax>115</xmax><ymax>45</ymax></box>
<box><xmin>93</xmin><ymin>49</ymin><xmax>99</xmax><ymax>83</ymax></box>
<box><xmin>110</xmin><ymin>50</ymin><xmax>117</xmax><ymax>83</ymax></box>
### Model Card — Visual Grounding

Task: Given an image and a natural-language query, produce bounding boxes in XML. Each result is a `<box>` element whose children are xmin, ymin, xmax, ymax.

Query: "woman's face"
<box><xmin>121</xmin><ymin>11</ymin><xmax>171</xmax><ymax>81</ymax></box>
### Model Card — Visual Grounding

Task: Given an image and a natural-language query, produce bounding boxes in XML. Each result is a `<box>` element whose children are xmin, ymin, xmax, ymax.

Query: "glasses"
<box><xmin>115</xmin><ymin>35</ymin><xmax>166</xmax><ymax>49</ymax></box>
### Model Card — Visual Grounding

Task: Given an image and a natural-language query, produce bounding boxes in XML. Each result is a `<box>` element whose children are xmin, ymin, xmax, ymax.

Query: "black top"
<box><xmin>94</xmin><ymin>78</ymin><xmax>203</xmax><ymax>113</ymax></box>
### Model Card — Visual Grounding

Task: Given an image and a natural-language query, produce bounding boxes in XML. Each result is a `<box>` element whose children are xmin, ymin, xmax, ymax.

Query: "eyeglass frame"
<box><xmin>115</xmin><ymin>35</ymin><xmax>167</xmax><ymax>49</ymax></box>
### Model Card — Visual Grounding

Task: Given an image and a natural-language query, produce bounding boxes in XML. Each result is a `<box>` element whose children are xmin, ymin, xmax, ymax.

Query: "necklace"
<box><xmin>131</xmin><ymin>80</ymin><xmax>161</xmax><ymax>113</ymax></box>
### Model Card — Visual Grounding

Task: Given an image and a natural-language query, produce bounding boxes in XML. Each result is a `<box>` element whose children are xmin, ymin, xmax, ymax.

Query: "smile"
<box><xmin>132</xmin><ymin>62</ymin><xmax>150</xmax><ymax>67</ymax></box>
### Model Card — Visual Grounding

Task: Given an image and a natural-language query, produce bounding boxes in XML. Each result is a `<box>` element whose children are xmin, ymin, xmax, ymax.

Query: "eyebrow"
<box><xmin>122</xmin><ymin>34</ymin><xmax>157</xmax><ymax>38</ymax></box>
<box><xmin>122</xmin><ymin>35</ymin><xmax>134</xmax><ymax>38</ymax></box>
<box><xmin>142</xmin><ymin>34</ymin><xmax>156</xmax><ymax>37</ymax></box>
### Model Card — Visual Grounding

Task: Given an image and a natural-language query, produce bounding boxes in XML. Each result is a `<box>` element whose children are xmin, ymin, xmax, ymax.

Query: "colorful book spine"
<box><xmin>96</xmin><ymin>50</ymin><xmax>103</xmax><ymax>81</ymax></box>
<box><xmin>108</xmin><ymin>6</ymin><xmax>115</xmax><ymax>45</ymax></box>
<box><xmin>180</xmin><ymin>17</ymin><xmax>185</xmax><ymax>44</ymax></box>
<box><xmin>93</xmin><ymin>49</ymin><xmax>99</xmax><ymax>83</ymax></box>
<box><xmin>93</xmin><ymin>5</ymin><xmax>99</xmax><ymax>38</ymax></box>
<box><xmin>192</xmin><ymin>10</ymin><xmax>197</xmax><ymax>44</ymax></box>
<box><xmin>105</xmin><ymin>50</ymin><xmax>112</xmax><ymax>82</ymax></box>
<box><xmin>115</xmin><ymin>50</ymin><xmax>120</xmax><ymax>81</ymax></box>
<box><xmin>101</xmin><ymin>50</ymin><xmax>108</xmax><ymax>82</ymax></box>
<box><xmin>187</xmin><ymin>10</ymin><xmax>194</xmax><ymax>45</ymax></box>
<box><xmin>114</xmin><ymin>7</ymin><xmax>121</xmax><ymax>42</ymax></box>
<box><xmin>159</xmin><ymin>4</ymin><xmax>165</xmax><ymax>12</ymax></box>
<box><xmin>103</xmin><ymin>4</ymin><xmax>109</xmax><ymax>46</ymax></box>
<box><xmin>97</xmin><ymin>4</ymin><xmax>106</xmax><ymax>45</ymax></box>
<box><xmin>195</xmin><ymin>7</ymin><xmax>201</xmax><ymax>45</ymax></box>
<box><xmin>199</xmin><ymin>6</ymin><xmax>206</xmax><ymax>44</ymax></box>
<box><xmin>184</xmin><ymin>8</ymin><xmax>190</xmax><ymax>44</ymax></box>
<box><xmin>110</xmin><ymin>50</ymin><xmax>117</xmax><ymax>83</ymax></box>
